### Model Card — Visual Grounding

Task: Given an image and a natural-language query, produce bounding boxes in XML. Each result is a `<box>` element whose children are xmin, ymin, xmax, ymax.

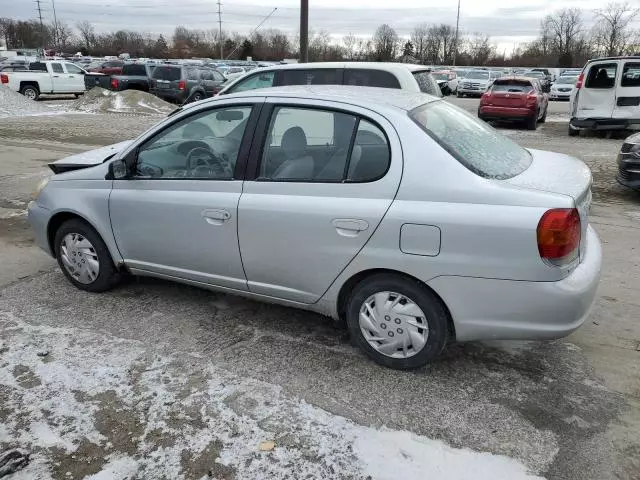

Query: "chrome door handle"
<box><xmin>202</xmin><ymin>209</ymin><xmax>231</xmax><ymax>225</ymax></box>
<box><xmin>333</xmin><ymin>219</ymin><xmax>369</xmax><ymax>237</ymax></box>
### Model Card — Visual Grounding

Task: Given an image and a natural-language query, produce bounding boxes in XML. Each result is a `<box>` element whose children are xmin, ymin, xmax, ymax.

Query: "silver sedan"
<box><xmin>28</xmin><ymin>86</ymin><xmax>602</xmax><ymax>369</ymax></box>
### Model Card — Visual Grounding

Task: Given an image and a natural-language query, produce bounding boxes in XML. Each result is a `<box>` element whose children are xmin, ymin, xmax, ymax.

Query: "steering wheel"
<box><xmin>185</xmin><ymin>146</ymin><xmax>232</xmax><ymax>178</ymax></box>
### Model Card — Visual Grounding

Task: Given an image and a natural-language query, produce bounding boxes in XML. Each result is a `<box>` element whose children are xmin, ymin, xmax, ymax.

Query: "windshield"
<box><xmin>556</xmin><ymin>76</ymin><xmax>577</xmax><ymax>85</ymax></box>
<box><xmin>465</xmin><ymin>70</ymin><xmax>490</xmax><ymax>80</ymax></box>
<box><xmin>409</xmin><ymin>101</ymin><xmax>532</xmax><ymax>180</ymax></box>
<box><xmin>491</xmin><ymin>81</ymin><xmax>533</xmax><ymax>93</ymax></box>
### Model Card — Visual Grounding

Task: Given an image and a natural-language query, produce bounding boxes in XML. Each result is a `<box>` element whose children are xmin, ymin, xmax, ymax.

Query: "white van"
<box><xmin>569</xmin><ymin>56</ymin><xmax>640</xmax><ymax>136</ymax></box>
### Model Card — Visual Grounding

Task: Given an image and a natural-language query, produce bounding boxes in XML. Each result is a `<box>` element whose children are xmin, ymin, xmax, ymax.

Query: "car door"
<box><xmin>211</xmin><ymin>69</ymin><xmax>227</xmax><ymax>94</ymax></box>
<box><xmin>198</xmin><ymin>69</ymin><xmax>216</xmax><ymax>97</ymax></box>
<box><xmin>109</xmin><ymin>100</ymin><xmax>263</xmax><ymax>289</ymax></box>
<box><xmin>613</xmin><ymin>61</ymin><xmax>640</xmax><ymax>120</ymax></box>
<box><xmin>237</xmin><ymin>98</ymin><xmax>402</xmax><ymax>303</ymax></box>
<box><xmin>49</xmin><ymin>62</ymin><xmax>70</xmax><ymax>92</ymax></box>
<box><xmin>575</xmin><ymin>61</ymin><xmax>619</xmax><ymax>119</ymax></box>
<box><xmin>63</xmin><ymin>63</ymin><xmax>85</xmax><ymax>93</ymax></box>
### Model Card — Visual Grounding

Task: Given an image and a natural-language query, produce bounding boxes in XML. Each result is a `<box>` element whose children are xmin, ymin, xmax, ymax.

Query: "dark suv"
<box><xmin>150</xmin><ymin>65</ymin><xmax>227</xmax><ymax>104</ymax></box>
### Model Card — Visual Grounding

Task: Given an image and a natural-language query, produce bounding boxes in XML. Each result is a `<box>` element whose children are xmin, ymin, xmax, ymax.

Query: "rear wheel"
<box><xmin>526</xmin><ymin>111</ymin><xmax>538</xmax><ymax>130</ymax></box>
<box><xmin>54</xmin><ymin>219</ymin><xmax>121</xmax><ymax>292</ymax></box>
<box><xmin>191</xmin><ymin>92</ymin><xmax>204</xmax><ymax>102</ymax></box>
<box><xmin>346</xmin><ymin>274</ymin><xmax>449</xmax><ymax>369</ymax></box>
<box><xmin>20</xmin><ymin>85</ymin><xmax>39</xmax><ymax>100</ymax></box>
<box><xmin>539</xmin><ymin>106</ymin><xmax>547</xmax><ymax>123</ymax></box>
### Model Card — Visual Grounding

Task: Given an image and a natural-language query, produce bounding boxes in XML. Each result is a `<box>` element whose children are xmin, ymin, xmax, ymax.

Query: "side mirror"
<box><xmin>107</xmin><ymin>159</ymin><xmax>129</xmax><ymax>180</ymax></box>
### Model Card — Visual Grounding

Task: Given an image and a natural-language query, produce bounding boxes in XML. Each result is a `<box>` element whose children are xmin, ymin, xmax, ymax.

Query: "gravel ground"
<box><xmin>0</xmin><ymin>96</ymin><xmax>639</xmax><ymax>480</ymax></box>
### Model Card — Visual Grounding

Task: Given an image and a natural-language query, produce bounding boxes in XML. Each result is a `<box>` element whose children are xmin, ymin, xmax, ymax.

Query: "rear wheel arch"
<box><xmin>19</xmin><ymin>81</ymin><xmax>40</xmax><ymax>98</ymax></box>
<box><xmin>336</xmin><ymin>268</ymin><xmax>456</xmax><ymax>340</ymax></box>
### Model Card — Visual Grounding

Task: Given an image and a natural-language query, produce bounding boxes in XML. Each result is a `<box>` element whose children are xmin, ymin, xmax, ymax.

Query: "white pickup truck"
<box><xmin>0</xmin><ymin>60</ymin><xmax>86</xmax><ymax>100</ymax></box>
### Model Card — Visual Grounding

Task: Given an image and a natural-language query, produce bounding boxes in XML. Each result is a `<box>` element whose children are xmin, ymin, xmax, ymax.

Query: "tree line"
<box><xmin>1</xmin><ymin>2</ymin><xmax>638</xmax><ymax>66</ymax></box>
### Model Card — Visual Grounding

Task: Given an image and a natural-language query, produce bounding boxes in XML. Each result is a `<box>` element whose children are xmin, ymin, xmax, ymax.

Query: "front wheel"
<box><xmin>346</xmin><ymin>274</ymin><xmax>449</xmax><ymax>369</ymax></box>
<box><xmin>54</xmin><ymin>219</ymin><xmax>121</xmax><ymax>292</ymax></box>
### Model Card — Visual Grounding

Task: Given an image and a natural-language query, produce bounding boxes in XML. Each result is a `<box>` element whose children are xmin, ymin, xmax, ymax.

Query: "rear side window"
<box><xmin>585</xmin><ymin>63</ymin><xmax>617</xmax><ymax>89</ymax></box>
<box><xmin>412</xmin><ymin>71</ymin><xmax>442</xmax><ymax>97</ymax></box>
<box><xmin>228</xmin><ymin>71</ymin><xmax>275</xmax><ymax>93</ymax></box>
<box><xmin>278</xmin><ymin>69</ymin><xmax>341</xmax><ymax>86</ymax></box>
<box><xmin>200</xmin><ymin>70</ymin><xmax>214</xmax><ymax>80</ymax></box>
<box><xmin>410</xmin><ymin>101</ymin><xmax>532</xmax><ymax>180</ymax></box>
<box><xmin>344</xmin><ymin>69</ymin><xmax>401</xmax><ymax>89</ymax></box>
<box><xmin>123</xmin><ymin>64</ymin><xmax>147</xmax><ymax>76</ymax></box>
<box><xmin>491</xmin><ymin>81</ymin><xmax>533</xmax><ymax>93</ymax></box>
<box><xmin>51</xmin><ymin>63</ymin><xmax>64</xmax><ymax>74</ymax></box>
<box><xmin>621</xmin><ymin>63</ymin><xmax>640</xmax><ymax>87</ymax></box>
<box><xmin>153</xmin><ymin>66</ymin><xmax>181</xmax><ymax>81</ymax></box>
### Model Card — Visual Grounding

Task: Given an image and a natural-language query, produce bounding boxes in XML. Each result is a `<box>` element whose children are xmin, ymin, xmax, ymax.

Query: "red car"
<box><xmin>87</xmin><ymin>60</ymin><xmax>125</xmax><ymax>75</ymax></box>
<box><xmin>478</xmin><ymin>76</ymin><xmax>549</xmax><ymax>130</ymax></box>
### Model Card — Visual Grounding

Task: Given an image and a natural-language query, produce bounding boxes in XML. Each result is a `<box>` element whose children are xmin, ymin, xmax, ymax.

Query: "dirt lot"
<box><xmin>0</xmin><ymin>96</ymin><xmax>639</xmax><ymax>479</ymax></box>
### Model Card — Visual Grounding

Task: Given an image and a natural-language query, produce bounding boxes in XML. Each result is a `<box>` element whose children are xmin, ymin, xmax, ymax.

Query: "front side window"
<box><xmin>410</xmin><ymin>101</ymin><xmax>532</xmax><ymax>180</ymax></box>
<box><xmin>259</xmin><ymin>106</ymin><xmax>390</xmax><ymax>183</ymax></box>
<box><xmin>51</xmin><ymin>63</ymin><xmax>63</xmax><ymax>74</ymax></box>
<box><xmin>229</xmin><ymin>71</ymin><xmax>275</xmax><ymax>93</ymax></box>
<box><xmin>135</xmin><ymin>106</ymin><xmax>252</xmax><ymax>179</ymax></box>
<box><xmin>585</xmin><ymin>63</ymin><xmax>617</xmax><ymax>89</ymax></box>
<box><xmin>212</xmin><ymin>70</ymin><xmax>225</xmax><ymax>82</ymax></box>
<box><xmin>344</xmin><ymin>69</ymin><xmax>401</xmax><ymax>89</ymax></box>
<box><xmin>621</xmin><ymin>63</ymin><xmax>640</xmax><ymax>87</ymax></box>
<box><xmin>278</xmin><ymin>69</ymin><xmax>341</xmax><ymax>86</ymax></box>
<box><xmin>65</xmin><ymin>63</ymin><xmax>83</xmax><ymax>74</ymax></box>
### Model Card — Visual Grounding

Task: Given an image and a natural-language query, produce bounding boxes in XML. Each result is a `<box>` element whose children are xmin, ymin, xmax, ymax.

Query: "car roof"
<box><xmin>247</xmin><ymin>61</ymin><xmax>431</xmax><ymax>73</ymax></box>
<box><xmin>191</xmin><ymin>85</ymin><xmax>439</xmax><ymax>113</ymax></box>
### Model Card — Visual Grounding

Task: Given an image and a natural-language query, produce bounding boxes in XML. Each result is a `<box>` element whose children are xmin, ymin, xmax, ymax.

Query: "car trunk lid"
<box><xmin>489</xmin><ymin>91</ymin><xmax>529</xmax><ymax>107</ymax></box>
<box><xmin>505</xmin><ymin>149</ymin><xmax>592</xmax><ymax>262</ymax></box>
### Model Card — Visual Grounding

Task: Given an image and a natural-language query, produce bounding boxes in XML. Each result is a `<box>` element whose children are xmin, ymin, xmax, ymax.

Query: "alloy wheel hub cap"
<box><xmin>60</xmin><ymin>233</ymin><xmax>99</xmax><ymax>284</ymax></box>
<box><xmin>359</xmin><ymin>291</ymin><xmax>428</xmax><ymax>359</ymax></box>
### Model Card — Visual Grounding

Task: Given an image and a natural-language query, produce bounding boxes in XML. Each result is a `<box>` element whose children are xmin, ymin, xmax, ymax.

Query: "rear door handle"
<box><xmin>333</xmin><ymin>218</ymin><xmax>369</xmax><ymax>237</ymax></box>
<box><xmin>202</xmin><ymin>209</ymin><xmax>231</xmax><ymax>225</ymax></box>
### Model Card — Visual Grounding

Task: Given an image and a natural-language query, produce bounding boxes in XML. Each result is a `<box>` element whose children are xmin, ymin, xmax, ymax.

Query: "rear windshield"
<box><xmin>409</xmin><ymin>101</ymin><xmax>532</xmax><ymax>180</ymax></box>
<box><xmin>412</xmin><ymin>71</ymin><xmax>442</xmax><ymax>97</ymax></box>
<box><xmin>491</xmin><ymin>81</ymin><xmax>533</xmax><ymax>93</ymax></box>
<box><xmin>153</xmin><ymin>66</ymin><xmax>181</xmax><ymax>81</ymax></box>
<box><xmin>122</xmin><ymin>64</ymin><xmax>147</xmax><ymax>76</ymax></box>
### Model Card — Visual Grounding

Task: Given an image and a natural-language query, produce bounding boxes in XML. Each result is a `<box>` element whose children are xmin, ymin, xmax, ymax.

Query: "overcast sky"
<box><xmin>2</xmin><ymin>0</ymin><xmax>637</xmax><ymax>52</ymax></box>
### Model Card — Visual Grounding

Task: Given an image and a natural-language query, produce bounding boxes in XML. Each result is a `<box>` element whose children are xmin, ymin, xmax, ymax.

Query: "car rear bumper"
<box><xmin>428</xmin><ymin>225</ymin><xmax>602</xmax><ymax>342</ymax></box>
<box><xmin>150</xmin><ymin>89</ymin><xmax>186</xmax><ymax>103</ymax></box>
<box><xmin>570</xmin><ymin>117</ymin><xmax>640</xmax><ymax>131</ymax></box>
<box><xmin>27</xmin><ymin>201</ymin><xmax>53</xmax><ymax>256</ymax></box>
<box><xmin>479</xmin><ymin>105</ymin><xmax>535</xmax><ymax>120</ymax></box>
<box><xmin>616</xmin><ymin>152</ymin><xmax>640</xmax><ymax>189</ymax></box>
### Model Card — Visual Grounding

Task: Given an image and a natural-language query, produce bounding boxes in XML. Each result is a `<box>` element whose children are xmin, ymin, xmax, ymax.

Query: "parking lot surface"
<box><xmin>0</xmin><ymin>96</ymin><xmax>639</xmax><ymax>479</ymax></box>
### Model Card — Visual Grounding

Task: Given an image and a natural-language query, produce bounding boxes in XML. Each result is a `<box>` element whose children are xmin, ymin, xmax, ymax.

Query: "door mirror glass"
<box><xmin>109</xmin><ymin>159</ymin><xmax>129</xmax><ymax>179</ymax></box>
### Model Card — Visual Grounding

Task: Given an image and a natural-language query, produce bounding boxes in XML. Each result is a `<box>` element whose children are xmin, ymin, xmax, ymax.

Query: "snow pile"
<box><xmin>0</xmin><ymin>86</ymin><xmax>51</xmax><ymax>117</ymax></box>
<box><xmin>0</xmin><ymin>309</ymin><xmax>544</xmax><ymax>480</ymax></box>
<box><xmin>69</xmin><ymin>87</ymin><xmax>174</xmax><ymax>115</ymax></box>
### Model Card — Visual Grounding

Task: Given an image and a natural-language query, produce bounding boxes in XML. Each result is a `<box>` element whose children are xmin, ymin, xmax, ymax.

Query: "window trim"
<box><xmin>245</xmin><ymin>102</ymin><xmax>392</xmax><ymax>184</ymax></box>
<box><xmin>124</xmin><ymin>102</ymin><xmax>263</xmax><ymax>181</ymax></box>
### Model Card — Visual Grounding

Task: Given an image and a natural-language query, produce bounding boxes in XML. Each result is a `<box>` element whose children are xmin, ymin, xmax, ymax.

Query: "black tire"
<box><xmin>526</xmin><ymin>112</ymin><xmax>538</xmax><ymax>130</ymax></box>
<box><xmin>20</xmin><ymin>85</ymin><xmax>39</xmax><ymax>101</ymax></box>
<box><xmin>346</xmin><ymin>273</ymin><xmax>449</xmax><ymax>370</ymax></box>
<box><xmin>568</xmin><ymin>125</ymin><xmax>579</xmax><ymax>137</ymax></box>
<box><xmin>191</xmin><ymin>92</ymin><xmax>204</xmax><ymax>102</ymax></box>
<box><xmin>54</xmin><ymin>219</ymin><xmax>121</xmax><ymax>292</ymax></box>
<box><xmin>457</xmin><ymin>91</ymin><xmax>463</xmax><ymax>98</ymax></box>
<box><xmin>74</xmin><ymin>93</ymin><xmax>82</xmax><ymax>98</ymax></box>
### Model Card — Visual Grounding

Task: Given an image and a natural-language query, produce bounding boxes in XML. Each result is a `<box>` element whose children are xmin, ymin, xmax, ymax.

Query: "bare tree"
<box><xmin>76</xmin><ymin>20</ymin><xmax>95</xmax><ymax>52</ymax></box>
<box><xmin>465</xmin><ymin>33</ymin><xmax>494</xmax><ymax>65</ymax></box>
<box><xmin>373</xmin><ymin>24</ymin><xmax>398</xmax><ymax>61</ymax></box>
<box><xmin>592</xmin><ymin>1</ymin><xmax>639</xmax><ymax>56</ymax></box>
<box><xmin>410</xmin><ymin>23</ymin><xmax>429</xmax><ymax>63</ymax></box>
<box><xmin>544</xmin><ymin>8</ymin><xmax>584</xmax><ymax>57</ymax></box>
<box><xmin>342</xmin><ymin>33</ymin><xmax>357</xmax><ymax>60</ymax></box>
<box><xmin>54</xmin><ymin>21</ymin><xmax>73</xmax><ymax>51</ymax></box>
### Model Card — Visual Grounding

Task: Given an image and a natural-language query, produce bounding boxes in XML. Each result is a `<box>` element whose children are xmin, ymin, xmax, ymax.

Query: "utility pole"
<box><xmin>35</xmin><ymin>0</ymin><xmax>45</xmax><ymax>51</ymax></box>
<box><xmin>300</xmin><ymin>0</ymin><xmax>308</xmax><ymax>63</ymax></box>
<box><xmin>217</xmin><ymin>0</ymin><xmax>223</xmax><ymax>59</ymax></box>
<box><xmin>453</xmin><ymin>0</ymin><xmax>460</xmax><ymax>66</ymax></box>
<box><xmin>51</xmin><ymin>0</ymin><xmax>59</xmax><ymax>50</ymax></box>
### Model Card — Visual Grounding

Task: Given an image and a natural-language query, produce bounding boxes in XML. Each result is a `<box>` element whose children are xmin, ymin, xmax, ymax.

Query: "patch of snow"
<box><xmin>0</xmin><ymin>311</ymin><xmax>546</xmax><ymax>480</ymax></box>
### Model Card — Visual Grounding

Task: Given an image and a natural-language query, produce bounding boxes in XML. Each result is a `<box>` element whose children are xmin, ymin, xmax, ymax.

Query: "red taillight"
<box><xmin>575</xmin><ymin>72</ymin><xmax>584</xmax><ymax>89</ymax></box>
<box><xmin>526</xmin><ymin>94</ymin><xmax>538</xmax><ymax>105</ymax></box>
<box><xmin>537</xmin><ymin>208</ymin><xmax>581</xmax><ymax>264</ymax></box>
<box><xmin>110</xmin><ymin>78</ymin><xmax>119</xmax><ymax>90</ymax></box>
<box><xmin>178</xmin><ymin>80</ymin><xmax>186</xmax><ymax>91</ymax></box>
<box><xmin>0</xmin><ymin>74</ymin><xmax>8</xmax><ymax>84</ymax></box>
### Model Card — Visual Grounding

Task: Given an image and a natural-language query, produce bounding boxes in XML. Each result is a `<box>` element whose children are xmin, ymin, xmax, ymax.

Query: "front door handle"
<box><xmin>202</xmin><ymin>209</ymin><xmax>231</xmax><ymax>225</ymax></box>
<box><xmin>333</xmin><ymin>218</ymin><xmax>369</xmax><ymax>237</ymax></box>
